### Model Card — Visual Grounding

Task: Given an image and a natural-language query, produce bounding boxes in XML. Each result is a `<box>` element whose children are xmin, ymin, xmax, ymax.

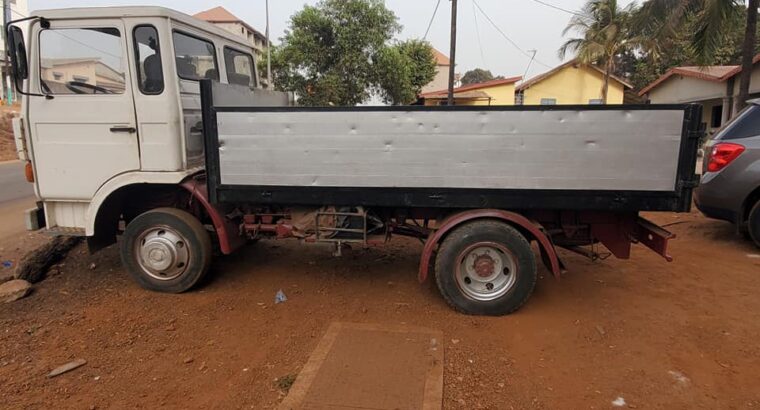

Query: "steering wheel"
<box><xmin>66</xmin><ymin>81</ymin><xmax>115</xmax><ymax>95</ymax></box>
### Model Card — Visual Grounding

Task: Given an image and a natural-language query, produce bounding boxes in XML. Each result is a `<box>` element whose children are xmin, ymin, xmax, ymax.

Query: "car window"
<box><xmin>39</xmin><ymin>27</ymin><xmax>126</xmax><ymax>95</ymax></box>
<box><xmin>134</xmin><ymin>25</ymin><xmax>164</xmax><ymax>95</ymax></box>
<box><xmin>717</xmin><ymin>105</ymin><xmax>760</xmax><ymax>140</ymax></box>
<box><xmin>223</xmin><ymin>47</ymin><xmax>256</xmax><ymax>88</ymax></box>
<box><xmin>173</xmin><ymin>31</ymin><xmax>219</xmax><ymax>81</ymax></box>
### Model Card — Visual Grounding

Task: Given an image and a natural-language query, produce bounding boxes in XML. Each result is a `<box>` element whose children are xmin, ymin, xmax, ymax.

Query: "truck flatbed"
<box><xmin>201</xmin><ymin>81</ymin><xmax>701</xmax><ymax>213</ymax></box>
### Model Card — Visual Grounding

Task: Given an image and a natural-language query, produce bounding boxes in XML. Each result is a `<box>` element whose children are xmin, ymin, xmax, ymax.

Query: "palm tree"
<box><xmin>636</xmin><ymin>0</ymin><xmax>756</xmax><ymax>111</ymax></box>
<box><xmin>559</xmin><ymin>0</ymin><xmax>635</xmax><ymax>103</ymax></box>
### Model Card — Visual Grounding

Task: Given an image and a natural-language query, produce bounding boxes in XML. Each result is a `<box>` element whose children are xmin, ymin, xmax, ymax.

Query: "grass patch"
<box><xmin>276</xmin><ymin>374</ymin><xmax>297</xmax><ymax>392</ymax></box>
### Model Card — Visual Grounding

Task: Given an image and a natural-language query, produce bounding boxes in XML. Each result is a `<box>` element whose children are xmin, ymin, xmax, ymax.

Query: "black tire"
<box><xmin>120</xmin><ymin>208</ymin><xmax>212</xmax><ymax>293</ymax></box>
<box><xmin>435</xmin><ymin>220</ymin><xmax>538</xmax><ymax>316</ymax></box>
<box><xmin>749</xmin><ymin>201</ymin><xmax>760</xmax><ymax>248</ymax></box>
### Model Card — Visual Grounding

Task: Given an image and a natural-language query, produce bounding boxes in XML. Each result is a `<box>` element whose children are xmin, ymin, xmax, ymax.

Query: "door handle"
<box><xmin>110</xmin><ymin>126</ymin><xmax>136</xmax><ymax>133</ymax></box>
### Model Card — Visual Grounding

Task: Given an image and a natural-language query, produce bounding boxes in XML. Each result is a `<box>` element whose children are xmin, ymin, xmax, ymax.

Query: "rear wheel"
<box><xmin>120</xmin><ymin>208</ymin><xmax>212</xmax><ymax>293</ymax></box>
<box><xmin>749</xmin><ymin>201</ymin><xmax>760</xmax><ymax>248</ymax></box>
<box><xmin>435</xmin><ymin>220</ymin><xmax>538</xmax><ymax>316</ymax></box>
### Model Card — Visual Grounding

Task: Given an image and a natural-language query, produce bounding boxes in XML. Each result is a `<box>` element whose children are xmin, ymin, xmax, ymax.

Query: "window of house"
<box><xmin>540</xmin><ymin>98</ymin><xmax>557</xmax><ymax>105</ymax></box>
<box><xmin>39</xmin><ymin>27</ymin><xmax>126</xmax><ymax>95</ymax></box>
<box><xmin>133</xmin><ymin>25</ymin><xmax>164</xmax><ymax>95</ymax></box>
<box><xmin>173</xmin><ymin>31</ymin><xmax>219</xmax><ymax>81</ymax></box>
<box><xmin>711</xmin><ymin>105</ymin><xmax>723</xmax><ymax>128</ymax></box>
<box><xmin>223</xmin><ymin>47</ymin><xmax>256</xmax><ymax>88</ymax></box>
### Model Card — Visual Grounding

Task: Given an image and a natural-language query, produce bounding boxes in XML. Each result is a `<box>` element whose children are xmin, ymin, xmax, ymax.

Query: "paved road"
<box><xmin>0</xmin><ymin>160</ymin><xmax>34</xmax><ymax>203</ymax></box>
<box><xmin>0</xmin><ymin>161</ymin><xmax>35</xmax><ymax>240</ymax></box>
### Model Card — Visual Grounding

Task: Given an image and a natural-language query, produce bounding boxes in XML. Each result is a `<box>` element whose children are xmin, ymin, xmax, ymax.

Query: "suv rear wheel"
<box><xmin>749</xmin><ymin>201</ymin><xmax>760</xmax><ymax>248</ymax></box>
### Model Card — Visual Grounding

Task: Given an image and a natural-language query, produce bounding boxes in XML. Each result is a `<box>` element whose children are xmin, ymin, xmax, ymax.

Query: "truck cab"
<box><xmin>9</xmin><ymin>6</ymin><xmax>260</xmax><ymax>238</ymax></box>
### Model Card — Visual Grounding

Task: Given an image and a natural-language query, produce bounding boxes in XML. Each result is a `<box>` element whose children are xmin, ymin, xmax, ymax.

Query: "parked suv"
<box><xmin>695</xmin><ymin>100</ymin><xmax>760</xmax><ymax>247</ymax></box>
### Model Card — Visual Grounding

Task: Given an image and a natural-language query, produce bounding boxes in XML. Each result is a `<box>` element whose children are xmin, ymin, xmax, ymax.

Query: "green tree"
<box><xmin>374</xmin><ymin>40</ymin><xmax>437</xmax><ymax>105</ymax></box>
<box><xmin>266</xmin><ymin>0</ymin><xmax>435</xmax><ymax>106</ymax></box>
<box><xmin>627</xmin><ymin>5</ymin><xmax>749</xmax><ymax>89</ymax></box>
<box><xmin>635</xmin><ymin>0</ymin><xmax>756</xmax><ymax>108</ymax></box>
<box><xmin>559</xmin><ymin>0</ymin><xmax>636</xmax><ymax>103</ymax></box>
<box><xmin>461</xmin><ymin>68</ymin><xmax>498</xmax><ymax>85</ymax></box>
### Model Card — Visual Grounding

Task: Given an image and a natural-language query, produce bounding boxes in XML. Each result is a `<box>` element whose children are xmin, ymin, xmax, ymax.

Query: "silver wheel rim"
<box><xmin>134</xmin><ymin>226</ymin><xmax>190</xmax><ymax>281</ymax></box>
<box><xmin>455</xmin><ymin>242</ymin><xmax>518</xmax><ymax>302</ymax></box>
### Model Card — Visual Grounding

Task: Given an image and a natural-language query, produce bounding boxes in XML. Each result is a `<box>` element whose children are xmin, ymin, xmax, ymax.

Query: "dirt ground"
<box><xmin>1</xmin><ymin>209</ymin><xmax>759</xmax><ymax>409</ymax></box>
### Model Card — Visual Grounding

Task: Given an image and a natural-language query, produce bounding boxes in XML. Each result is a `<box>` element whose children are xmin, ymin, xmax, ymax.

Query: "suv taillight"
<box><xmin>707</xmin><ymin>142</ymin><xmax>745</xmax><ymax>172</ymax></box>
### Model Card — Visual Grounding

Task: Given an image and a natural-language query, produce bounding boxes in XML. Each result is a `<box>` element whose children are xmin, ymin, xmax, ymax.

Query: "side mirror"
<box><xmin>6</xmin><ymin>25</ymin><xmax>28</xmax><ymax>81</ymax></box>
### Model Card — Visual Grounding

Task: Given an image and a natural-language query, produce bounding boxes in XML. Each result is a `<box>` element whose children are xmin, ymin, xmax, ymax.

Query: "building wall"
<box><xmin>701</xmin><ymin>99</ymin><xmax>725</xmax><ymax>134</ymax></box>
<box><xmin>730</xmin><ymin>65</ymin><xmax>760</xmax><ymax>98</ymax></box>
<box><xmin>42</xmin><ymin>61</ymin><xmax>126</xmax><ymax>93</ymax></box>
<box><xmin>211</xmin><ymin>22</ymin><xmax>265</xmax><ymax>56</ymax></box>
<box><xmin>477</xmin><ymin>84</ymin><xmax>516</xmax><ymax>106</ymax></box>
<box><xmin>422</xmin><ymin>83</ymin><xmax>517</xmax><ymax>106</ymax></box>
<box><xmin>522</xmin><ymin>65</ymin><xmax>625</xmax><ymax>105</ymax></box>
<box><xmin>42</xmin><ymin>63</ymin><xmax>97</xmax><ymax>85</ymax></box>
<box><xmin>647</xmin><ymin>76</ymin><xmax>726</xmax><ymax>104</ymax></box>
<box><xmin>421</xmin><ymin>65</ymin><xmax>450</xmax><ymax>93</ymax></box>
<box><xmin>422</xmin><ymin>98</ymin><xmax>482</xmax><ymax>106</ymax></box>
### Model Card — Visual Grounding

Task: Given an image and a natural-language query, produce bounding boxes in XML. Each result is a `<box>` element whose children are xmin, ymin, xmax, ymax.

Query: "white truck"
<box><xmin>6</xmin><ymin>7</ymin><xmax>703</xmax><ymax>315</ymax></box>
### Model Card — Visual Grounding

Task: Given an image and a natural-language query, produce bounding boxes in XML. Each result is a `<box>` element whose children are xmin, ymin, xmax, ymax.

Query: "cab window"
<box><xmin>173</xmin><ymin>31</ymin><xmax>219</xmax><ymax>81</ymax></box>
<box><xmin>133</xmin><ymin>25</ymin><xmax>164</xmax><ymax>95</ymax></box>
<box><xmin>39</xmin><ymin>28</ymin><xmax>126</xmax><ymax>95</ymax></box>
<box><xmin>223</xmin><ymin>47</ymin><xmax>256</xmax><ymax>88</ymax></box>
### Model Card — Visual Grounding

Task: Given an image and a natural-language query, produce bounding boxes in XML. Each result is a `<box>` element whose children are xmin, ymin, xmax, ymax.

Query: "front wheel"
<box><xmin>120</xmin><ymin>208</ymin><xmax>212</xmax><ymax>293</ymax></box>
<box><xmin>435</xmin><ymin>220</ymin><xmax>538</xmax><ymax>316</ymax></box>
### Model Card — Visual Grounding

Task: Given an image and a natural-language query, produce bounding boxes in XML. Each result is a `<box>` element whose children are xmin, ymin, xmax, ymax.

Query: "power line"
<box><xmin>529</xmin><ymin>0</ymin><xmax>583</xmax><ymax>17</ymax></box>
<box><xmin>472</xmin><ymin>0</ymin><xmax>552</xmax><ymax>69</ymax></box>
<box><xmin>423</xmin><ymin>0</ymin><xmax>442</xmax><ymax>40</ymax></box>
<box><xmin>471</xmin><ymin>0</ymin><xmax>486</xmax><ymax>67</ymax></box>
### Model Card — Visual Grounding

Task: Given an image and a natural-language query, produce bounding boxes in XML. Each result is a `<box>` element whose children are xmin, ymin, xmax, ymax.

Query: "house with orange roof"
<box><xmin>194</xmin><ymin>6</ymin><xmax>267</xmax><ymax>58</ymax></box>
<box><xmin>418</xmin><ymin>77</ymin><xmax>522</xmax><ymax>106</ymax></box>
<box><xmin>421</xmin><ymin>48</ymin><xmax>457</xmax><ymax>94</ymax></box>
<box><xmin>639</xmin><ymin>55</ymin><xmax>760</xmax><ymax>133</ymax></box>
<box><xmin>516</xmin><ymin>60</ymin><xmax>632</xmax><ymax>106</ymax></box>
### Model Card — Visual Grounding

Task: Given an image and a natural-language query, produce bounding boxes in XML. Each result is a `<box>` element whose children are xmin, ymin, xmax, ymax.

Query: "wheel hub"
<box><xmin>135</xmin><ymin>227</ymin><xmax>190</xmax><ymax>281</ymax></box>
<box><xmin>473</xmin><ymin>254</ymin><xmax>496</xmax><ymax>278</ymax></box>
<box><xmin>456</xmin><ymin>243</ymin><xmax>518</xmax><ymax>302</ymax></box>
<box><xmin>143</xmin><ymin>239</ymin><xmax>176</xmax><ymax>271</ymax></box>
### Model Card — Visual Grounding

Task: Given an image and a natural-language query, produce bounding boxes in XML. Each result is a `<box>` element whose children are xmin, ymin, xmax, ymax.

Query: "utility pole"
<box><xmin>2</xmin><ymin>0</ymin><xmax>9</xmax><ymax>105</ymax></box>
<box><xmin>522</xmin><ymin>50</ymin><xmax>537</xmax><ymax>81</ymax></box>
<box><xmin>265</xmin><ymin>0</ymin><xmax>272</xmax><ymax>88</ymax></box>
<box><xmin>447</xmin><ymin>0</ymin><xmax>457</xmax><ymax>106</ymax></box>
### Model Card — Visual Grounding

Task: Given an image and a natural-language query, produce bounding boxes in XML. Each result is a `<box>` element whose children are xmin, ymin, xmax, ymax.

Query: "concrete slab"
<box><xmin>279</xmin><ymin>322</ymin><xmax>444</xmax><ymax>410</ymax></box>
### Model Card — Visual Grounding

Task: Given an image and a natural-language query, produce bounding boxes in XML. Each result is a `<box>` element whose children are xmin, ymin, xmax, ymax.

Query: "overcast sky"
<box><xmin>29</xmin><ymin>0</ymin><xmax>636</xmax><ymax>80</ymax></box>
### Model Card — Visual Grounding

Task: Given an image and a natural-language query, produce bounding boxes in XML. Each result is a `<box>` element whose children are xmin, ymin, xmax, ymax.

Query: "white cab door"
<box><xmin>29</xmin><ymin>20</ymin><xmax>139</xmax><ymax>200</ymax></box>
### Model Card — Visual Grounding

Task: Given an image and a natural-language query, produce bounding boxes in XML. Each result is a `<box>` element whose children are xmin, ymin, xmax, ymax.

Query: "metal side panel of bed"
<box><xmin>201</xmin><ymin>81</ymin><xmax>703</xmax><ymax>212</ymax></box>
